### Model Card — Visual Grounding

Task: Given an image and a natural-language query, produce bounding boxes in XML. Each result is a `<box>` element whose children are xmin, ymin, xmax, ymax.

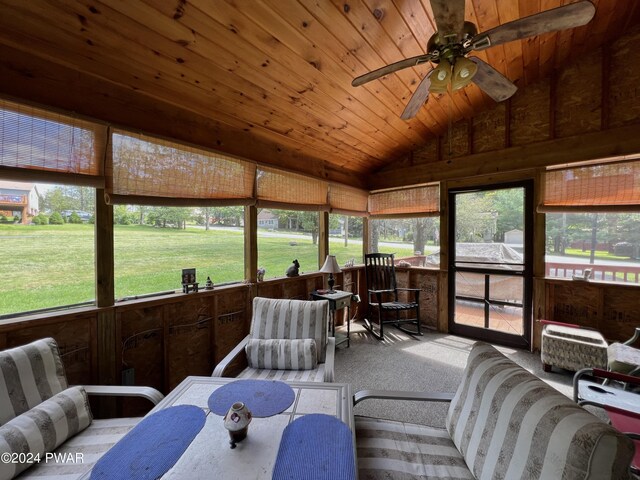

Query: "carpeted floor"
<box><xmin>334</xmin><ymin>320</ymin><xmax>580</xmax><ymax>427</ymax></box>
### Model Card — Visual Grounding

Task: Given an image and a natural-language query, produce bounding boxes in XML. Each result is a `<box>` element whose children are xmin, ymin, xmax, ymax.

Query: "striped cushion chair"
<box><xmin>212</xmin><ymin>297</ymin><xmax>335</xmax><ymax>382</ymax></box>
<box><xmin>355</xmin><ymin>342</ymin><xmax>635</xmax><ymax>480</ymax></box>
<box><xmin>0</xmin><ymin>338</ymin><xmax>163</xmax><ymax>480</ymax></box>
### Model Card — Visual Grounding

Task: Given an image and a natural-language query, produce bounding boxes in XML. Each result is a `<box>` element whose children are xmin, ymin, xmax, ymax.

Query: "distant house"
<box><xmin>0</xmin><ymin>180</ymin><xmax>39</xmax><ymax>224</ymax></box>
<box><xmin>504</xmin><ymin>229</ymin><xmax>523</xmax><ymax>245</ymax></box>
<box><xmin>257</xmin><ymin>209</ymin><xmax>278</xmax><ymax>228</ymax></box>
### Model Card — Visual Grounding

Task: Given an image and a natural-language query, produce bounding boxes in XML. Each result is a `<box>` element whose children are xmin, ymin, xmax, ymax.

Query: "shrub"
<box><xmin>33</xmin><ymin>213</ymin><xmax>49</xmax><ymax>225</ymax></box>
<box><xmin>69</xmin><ymin>212</ymin><xmax>82</xmax><ymax>224</ymax></box>
<box><xmin>0</xmin><ymin>215</ymin><xmax>6</xmax><ymax>223</ymax></box>
<box><xmin>49</xmin><ymin>212</ymin><xmax>64</xmax><ymax>225</ymax></box>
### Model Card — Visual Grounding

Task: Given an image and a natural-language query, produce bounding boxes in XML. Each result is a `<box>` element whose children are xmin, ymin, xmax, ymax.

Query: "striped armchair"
<box><xmin>212</xmin><ymin>297</ymin><xmax>335</xmax><ymax>382</ymax></box>
<box><xmin>355</xmin><ymin>342</ymin><xmax>635</xmax><ymax>480</ymax></box>
<box><xmin>0</xmin><ymin>338</ymin><xmax>163</xmax><ymax>480</ymax></box>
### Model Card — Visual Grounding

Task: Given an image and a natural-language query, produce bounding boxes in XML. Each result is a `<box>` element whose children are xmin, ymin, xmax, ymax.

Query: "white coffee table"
<box><xmin>84</xmin><ymin>377</ymin><xmax>355</xmax><ymax>479</ymax></box>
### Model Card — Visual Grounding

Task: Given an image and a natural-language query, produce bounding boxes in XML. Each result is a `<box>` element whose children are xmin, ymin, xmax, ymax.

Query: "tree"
<box><xmin>297</xmin><ymin>211</ymin><xmax>319</xmax><ymax>244</ymax></box>
<box><xmin>146</xmin><ymin>207</ymin><xmax>191</xmax><ymax>228</ymax></box>
<box><xmin>49</xmin><ymin>212</ymin><xmax>64</xmax><ymax>225</ymax></box>
<box><xmin>454</xmin><ymin>193</ymin><xmax>494</xmax><ymax>242</ymax></box>
<box><xmin>490</xmin><ymin>189</ymin><xmax>524</xmax><ymax>241</ymax></box>
<box><xmin>414</xmin><ymin>218</ymin><xmax>427</xmax><ymax>254</ymax></box>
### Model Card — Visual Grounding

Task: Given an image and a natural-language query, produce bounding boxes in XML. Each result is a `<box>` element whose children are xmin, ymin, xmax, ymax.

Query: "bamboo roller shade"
<box><xmin>542</xmin><ymin>160</ymin><xmax>640</xmax><ymax>211</ymax></box>
<box><xmin>1</xmin><ymin>99</ymin><xmax>441</xmax><ymax>216</ymax></box>
<box><xmin>0</xmin><ymin>98</ymin><xmax>106</xmax><ymax>179</ymax></box>
<box><xmin>256</xmin><ymin>166</ymin><xmax>328</xmax><ymax>209</ymax></box>
<box><xmin>369</xmin><ymin>185</ymin><xmax>440</xmax><ymax>216</ymax></box>
<box><xmin>328</xmin><ymin>183</ymin><xmax>368</xmax><ymax>215</ymax></box>
<box><xmin>107</xmin><ymin>129</ymin><xmax>256</xmax><ymax>204</ymax></box>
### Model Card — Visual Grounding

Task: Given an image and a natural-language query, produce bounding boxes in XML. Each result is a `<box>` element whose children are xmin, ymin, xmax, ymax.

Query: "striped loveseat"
<box><xmin>355</xmin><ymin>342</ymin><xmax>635</xmax><ymax>480</ymax></box>
<box><xmin>212</xmin><ymin>296</ymin><xmax>334</xmax><ymax>382</ymax></box>
<box><xmin>0</xmin><ymin>338</ymin><xmax>163</xmax><ymax>480</ymax></box>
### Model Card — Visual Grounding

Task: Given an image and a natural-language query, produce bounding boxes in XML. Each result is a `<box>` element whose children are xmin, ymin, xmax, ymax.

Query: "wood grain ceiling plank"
<box><xmin>617</xmin><ymin>0</ymin><xmax>640</xmax><ymax>36</ymax></box>
<box><xmin>535</xmin><ymin>0</ymin><xmax>559</xmax><ymax>81</ymax></box>
<box><xmin>217</xmin><ymin>0</ymin><xmax>406</xmax><ymax>157</ymax></box>
<box><xmin>519</xmin><ymin>0</ymin><xmax>541</xmax><ymax>85</ymax></box>
<box><xmin>570</xmin><ymin>0</ymin><xmax>599</xmax><ymax>51</ymax></box>
<box><xmin>297</xmin><ymin>0</ymin><xmax>441</xmax><ymax>141</ymax></box>
<box><xmin>186</xmin><ymin>0</ymin><xmax>430</xmax><ymax>150</ymax></box>
<box><xmin>330</xmin><ymin>0</ymin><xmax>453</xmax><ymax>133</ymax></box>
<box><xmin>456</xmin><ymin>1</ymin><xmax>495</xmax><ymax>110</ymax></box>
<box><xmin>391</xmin><ymin>0</ymin><xmax>436</xmax><ymax>48</ymax></box>
<box><xmin>208</xmin><ymin>0</ymin><xmax>432</xmax><ymax>146</ymax></box>
<box><xmin>128</xmin><ymin>0</ymin><xmax>405</xmax><ymax>162</ymax></box>
<box><xmin>580</xmin><ymin>0</ymin><xmax>616</xmax><ymax>56</ymax></box>
<box><xmin>595</xmin><ymin>0</ymin><xmax>635</xmax><ymax>49</ymax></box>
<box><xmin>98</xmin><ymin>2</ymin><xmax>394</xmax><ymax>170</ymax></box>
<box><xmin>494</xmin><ymin>0</ymin><xmax>524</xmax><ymax>85</ymax></box>
<box><xmin>87</xmin><ymin>0</ymin><xmax>389</xmax><ymax>166</ymax></box>
<box><xmin>1</xmin><ymin>1</ymin><xmax>372</xmax><ymax>169</ymax></box>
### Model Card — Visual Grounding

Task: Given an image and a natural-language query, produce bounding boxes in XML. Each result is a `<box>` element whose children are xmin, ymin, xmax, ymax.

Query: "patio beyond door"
<box><xmin>448</xmin><ymin>182</ymin><xmax>533</xmax><ymax>349</ymax></box>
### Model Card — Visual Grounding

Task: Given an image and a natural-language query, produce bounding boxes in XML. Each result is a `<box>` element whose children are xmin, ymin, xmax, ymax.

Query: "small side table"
<box><xmin>310</xmin><ymin>290</ymin><xmax>352</xmax><ymax>347</ymax></box>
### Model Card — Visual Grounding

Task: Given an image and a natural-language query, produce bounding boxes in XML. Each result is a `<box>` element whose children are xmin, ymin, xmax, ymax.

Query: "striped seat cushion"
<box><xmin>251</xmin><ymin>297</ymin><xmax>329</xmax><ymax>362</ymax></box>
<box><xmin>245</xmin><ymin>338</ymin><xmax>317</xmax><ymax>370</ymax></box>
<box><xmin>18</xmin><ymin>417</ymin><xmax>139</xmax><ymax>480</ymax></box>
<box><xmin>0</xmin><ymin>338</ymin><xmax>68</xmax><ymax>426</ymax></box>
<box><xmin>238</xmin><ymin>363</ymin><xmax>327</xmax><ymax>382</ymax></box>
<box><xmin>0</xmin><ymin>386</ymin><xmax>92</xmax><ymax>479</ymax></box>
<box><xmin>355</xmin><ymin>416</ymin><xmax>474</xmax><ymax>480</ymax></box>
<box><xmin>446</xmin><ymin>342</ymin><xmax>635</xmax><ymax>480</ymax></box>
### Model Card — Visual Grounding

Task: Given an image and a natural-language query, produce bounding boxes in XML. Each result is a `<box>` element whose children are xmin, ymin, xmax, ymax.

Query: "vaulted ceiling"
<box><xmin>0</xmin><ymin>0</ymin><xmax>639</xmax><ymax>184</ymax></box>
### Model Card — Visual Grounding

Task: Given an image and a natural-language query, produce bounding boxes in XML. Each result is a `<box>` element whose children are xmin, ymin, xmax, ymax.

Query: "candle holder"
<box><xmin>223</xmin><ymin>402</ymin><xmax>252</xmax><ymax>448</ymax></box>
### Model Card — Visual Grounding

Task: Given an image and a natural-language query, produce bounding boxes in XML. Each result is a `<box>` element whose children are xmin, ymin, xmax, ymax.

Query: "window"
<box><xmin>369</xmin><ymin>217</ymin><xmax>440</xmax><ymax>267</ymax></box>
<box><xmin>545</xmin><ymin>212</ymin><xmax>640</xmax><ymax>283</ymax></box>
<box><xmin>114</xmin><ymin>205</ymin><xmax>245</xmax><ymax>300</ymax></box>
<box><xmin>257</xmin><ymin>209</ymin><xmax>319</xmax><ymax>279</ymax></box>
<box><xmin>0</xmin><ymin>181</ymin><xmax>95</xmax><ymax>316</ymax></box>
<box><xmin>0</xmin><ymin>99</ymin><xmax>104</xmax><ymax>317</ymax></box>
<box><xmin>328</xmin><ymin>214</ymin><xmax>363</xmax><ymax>266</ymax></box>
<box><xmin>541</xmin><ymin>160</ymin><xmax>640</xmax><ymax>284</ymax></box>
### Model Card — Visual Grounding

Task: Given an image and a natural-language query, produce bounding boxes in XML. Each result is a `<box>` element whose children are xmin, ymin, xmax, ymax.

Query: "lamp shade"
<box><xmin>452</xmin><ymin>57</ymin><xmax>478</xmax><ymax>91</ymax></box>
<box><xmin>320</xmin><ymin>255</ymin><xmax>341</xmax><ymax>274</ymax></box>
<box><xmin>429</xmin><ymin>61</ymin><xmax>451</xmax><ymax>94</ymax></box>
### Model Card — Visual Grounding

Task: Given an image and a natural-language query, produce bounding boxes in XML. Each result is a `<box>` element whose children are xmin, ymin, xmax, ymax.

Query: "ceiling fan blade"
<box><xmin>400</xmin><ymin>69</ymin><xmax>434</xmax><ymax>120</ymax></box>
<box><xmin>430</xmin><ymin>0</ymin><xmax>466</xmax><ymax>42</ymax></box>
<box><xmin>470</xmin><ymin>1</ymin><xmax>595</xmax><ymax>51</ymax></box>
<box><xmin>468</xmin><ymin>57</ymin><xmax>517</xmax><ymax>102</ymax></box>
<box><xmin>352</xmin><ymin>54</ymin><xmax>435</xmax><ymax>87</ymax></box>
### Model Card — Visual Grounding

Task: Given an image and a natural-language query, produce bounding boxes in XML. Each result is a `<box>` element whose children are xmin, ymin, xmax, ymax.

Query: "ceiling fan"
<box><xmin>351</xmin><ymin>0</ymin><xmax>596</xmax><ymax>120</ymax></box>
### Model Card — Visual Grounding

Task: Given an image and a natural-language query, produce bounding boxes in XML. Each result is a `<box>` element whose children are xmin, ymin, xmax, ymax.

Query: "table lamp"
<box><xmin>320</xmin><ymin>255</ymin><xmax>341</xmax><ymax>293</ymax></box>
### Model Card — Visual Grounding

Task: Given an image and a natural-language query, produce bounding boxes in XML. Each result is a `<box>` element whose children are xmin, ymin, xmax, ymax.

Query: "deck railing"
<box><xmin>545</xmin><ymin>262</ymin><xmax>640</xmax><ymax>284</ymax></box>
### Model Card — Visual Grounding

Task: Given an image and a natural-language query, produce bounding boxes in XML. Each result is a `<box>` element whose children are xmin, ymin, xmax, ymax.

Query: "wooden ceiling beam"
<box><xmin>369</xmin><ymin>122</ymin><xmax>640</xmax><ymax>189</ymax></box>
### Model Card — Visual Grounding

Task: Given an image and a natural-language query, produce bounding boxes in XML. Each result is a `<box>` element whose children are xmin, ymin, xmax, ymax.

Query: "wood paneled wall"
<box><xmin>1</xmin><ymin>265</ymin><xmax>637</xmax><ymax>403</ymax></box>
<box><xmin>371</xmin><ymin>26</ymin><xmax>640</xmax><ymax>190</ymax></box>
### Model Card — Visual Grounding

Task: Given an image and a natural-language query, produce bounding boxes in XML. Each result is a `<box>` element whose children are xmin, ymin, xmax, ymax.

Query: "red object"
<box><xmin>539</xmin><ymin>319</ymin><xmax>581</xmax><ymax>328</ymax></box>
<box><xmin>605</xmin><ymin>405</ymin><xmax>640</xmax><ymax>473</ymax></box>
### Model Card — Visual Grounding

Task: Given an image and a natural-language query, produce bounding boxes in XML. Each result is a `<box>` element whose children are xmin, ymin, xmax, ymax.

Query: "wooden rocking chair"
<box><xmin>363</xmin><ymin>253</ymin><xmax>422</xmax><ymax>340</ymax></box>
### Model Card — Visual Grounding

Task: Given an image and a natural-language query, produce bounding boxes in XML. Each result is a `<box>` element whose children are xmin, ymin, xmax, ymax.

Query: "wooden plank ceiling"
<box><xmin>0</xmin><ymin>0</ymin><xmax>639</xmax><ymax>181</ymax></box>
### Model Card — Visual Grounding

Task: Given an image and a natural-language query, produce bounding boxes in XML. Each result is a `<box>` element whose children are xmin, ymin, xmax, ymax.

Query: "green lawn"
<box><xmin>0</xmin><ymin>224</ymin><xmax>417</xmax><ymax>316</ymax></box>
<box><xmin>563</xmin><ymin>248</ymin><xmax>639</xmax><ymax>263</ymax></box>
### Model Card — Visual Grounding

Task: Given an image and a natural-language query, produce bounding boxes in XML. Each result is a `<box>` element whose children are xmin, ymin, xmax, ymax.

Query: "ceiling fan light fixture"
<box><xmin>429</xmin><ymin>61</ymin><xmax>451</xmax><ymax>94</ymax></box>
<box><xmin>452</xmin><ymin>56</ymin><xmax>478</xmax><ymax>91</ymax></box>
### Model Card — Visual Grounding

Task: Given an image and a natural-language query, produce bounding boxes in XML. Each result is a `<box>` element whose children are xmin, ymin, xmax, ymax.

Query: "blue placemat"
<box><xmin>90</xmin><ymin>405</ymin><xmax>206</xmax><ymax>480</ymax></box>
<box><xmin>272</xmin><ymin>414</ymin><xmax>356</xmax><ymax>480</ymax></box>
<box><xmin>208</xmin><ymin>379</ymin><xmax>295</xmax><ymax>418</ymax></box>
